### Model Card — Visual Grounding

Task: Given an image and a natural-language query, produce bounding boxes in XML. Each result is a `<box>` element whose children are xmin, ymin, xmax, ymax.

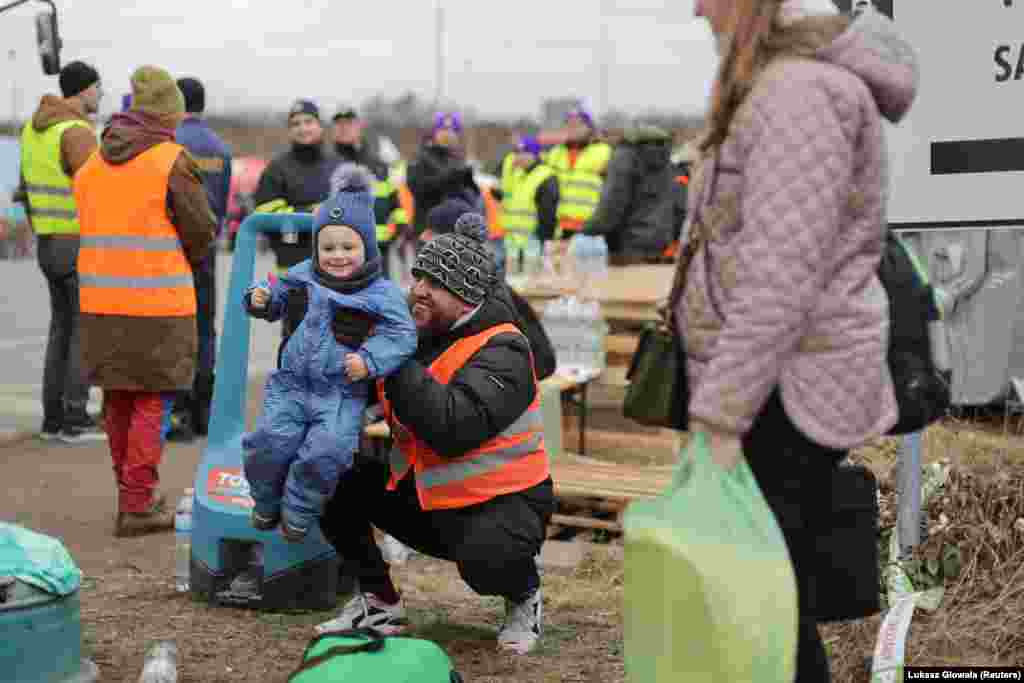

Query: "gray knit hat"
<box><xmin>412</xmin><ymin>213</ymin><xmax>496</xmax><ymax>306</ymax></box>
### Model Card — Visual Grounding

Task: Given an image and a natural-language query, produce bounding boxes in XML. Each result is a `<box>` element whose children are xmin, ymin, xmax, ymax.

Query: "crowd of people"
<box><xmin>12</xmin><ymin>0</ymin><xmax>918</xmax><ymax>675</ymax></box>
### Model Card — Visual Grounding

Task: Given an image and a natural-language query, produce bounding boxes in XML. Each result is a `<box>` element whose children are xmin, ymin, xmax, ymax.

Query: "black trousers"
<box><xmin>742</xmin><ymin>392</ymin><xmax>846</xmax><ymax>683</ymax></box>
<box><xmin>37</xmin><ymin>236</ymin><xmax>90</xmax><ymax>428</ymax></box>
<box><xmin>320</xmin><ymin>461</ymin><xmax>555</xmax><ymax>600</ymax></box>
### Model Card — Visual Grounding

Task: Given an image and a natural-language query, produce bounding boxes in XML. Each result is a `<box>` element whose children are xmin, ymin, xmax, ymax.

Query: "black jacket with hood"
<box><xmin>583</xmin><ymin>126</ymin><xmax>687</xmax><ymax>261</ymax></box>
<box><xmin>381</xmin><ymin>285</ymin><xmax>539</xmax><ymax>459</ymax></box>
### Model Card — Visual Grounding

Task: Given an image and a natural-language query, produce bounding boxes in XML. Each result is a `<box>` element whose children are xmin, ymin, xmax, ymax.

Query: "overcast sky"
<box><xmin>2</xmin><ymin>0</ymin><xmax>718</xmax><ymax>123</ymax></box>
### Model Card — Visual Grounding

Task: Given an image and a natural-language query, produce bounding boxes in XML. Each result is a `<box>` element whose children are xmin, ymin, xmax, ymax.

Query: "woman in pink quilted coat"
<box><xmin>677</xmin><ymin>0</ymin><xmax>918</xmax><ymax>680</ymax></box>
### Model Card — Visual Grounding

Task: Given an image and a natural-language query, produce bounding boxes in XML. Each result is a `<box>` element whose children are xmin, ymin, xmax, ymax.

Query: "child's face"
<box><xmin>317</xmin><ymin>225</ymin><xmax>365</xmax><ymax>279</ymax></box>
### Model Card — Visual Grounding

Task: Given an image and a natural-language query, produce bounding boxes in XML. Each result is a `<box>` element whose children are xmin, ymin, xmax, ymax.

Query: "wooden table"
<box><xmin>512</xmin><ymin>264</ymin><xmax>673</xmax><ymax>325</ymax></box>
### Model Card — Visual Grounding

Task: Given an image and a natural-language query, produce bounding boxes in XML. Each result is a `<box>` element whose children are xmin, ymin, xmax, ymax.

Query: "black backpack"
<box><xmin>877</xmin><ymin>232</ymin><xmax>951</xmax><ymax>434</ymax></box>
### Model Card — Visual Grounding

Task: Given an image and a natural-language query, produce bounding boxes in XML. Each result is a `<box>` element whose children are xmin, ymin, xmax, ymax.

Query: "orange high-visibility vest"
<box><xmin>398</xmin><ymin>183</ymin><xmax>415</xmax><ymax>228</ymax></box>
<box><xmin>75</xmin><ymin>142</ymin><xmax>196</xmax><ymax>317</ymax></box>
<box><xmin>378</xmin><ymin>323</ymin><xmax>549</xmax><ymax>511</ymax></box>
<box><xmin>482</xmin><ymin>186</ymin><xmax>504</xmax><ymax>239</ymax></box>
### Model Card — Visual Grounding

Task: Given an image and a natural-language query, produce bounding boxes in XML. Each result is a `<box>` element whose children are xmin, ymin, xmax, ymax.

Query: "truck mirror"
<box><xmin>35</xmin><ymin>10</ymin><xmax>61</xmax><ymax>76</ymax></box>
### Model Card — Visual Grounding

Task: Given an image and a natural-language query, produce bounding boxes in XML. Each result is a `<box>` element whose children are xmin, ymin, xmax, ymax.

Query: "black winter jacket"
<box><xmin>382</xmin><ymin>285</ymin><xmax>539</xmax><ymax>458</ymax></box>
<box><xmin>583</xmin><ymin>127</ymin><xmax>687</xmax><ymax>260</ymax></box>
<box><xmin>407</xmin><ymin>143</ymin><xmax>479</xmax><ymax>234</ymax></box>
<box><xmin>252</xmin><ymin>143</ymin><xmax>339</xmax><ymax>268</ymax></box>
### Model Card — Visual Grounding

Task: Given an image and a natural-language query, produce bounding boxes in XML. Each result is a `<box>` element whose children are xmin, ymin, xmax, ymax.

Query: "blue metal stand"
<box><xmin>189</xmin><ymin>213</ymin><xmax>339</xmax><ymax>611</ymax></box>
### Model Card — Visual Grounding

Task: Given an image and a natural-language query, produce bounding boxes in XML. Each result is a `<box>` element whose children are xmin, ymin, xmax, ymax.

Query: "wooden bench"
<box><xmin>548</xmin><ymin>452</ymin><xmax>673</xmax><ymax>534</ymax></box>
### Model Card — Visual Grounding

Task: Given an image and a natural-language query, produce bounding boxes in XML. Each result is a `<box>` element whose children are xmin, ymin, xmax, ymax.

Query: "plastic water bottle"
<box><xmin>174</xmin><ymin>489</ymin><xmax>193</xmax><ymax>593</ymax></box>
<box><xmin>543</xmin><ymin>298</ymin><xmax>566</xmax><ymax>372</ymax></box>
<box><xmin>592</xmin><ymin>235</ymin><xmax>609</xmax><ymax>279</ymax></box>
<box><xmin>523</xmin><ymin>236</ymin><xmax>543</xmax><ymax>286</ymax></box>
<box><xmin>138</xmin><ymin>641</ymin><xmax>177</xmax><ymax>683</ymax></box>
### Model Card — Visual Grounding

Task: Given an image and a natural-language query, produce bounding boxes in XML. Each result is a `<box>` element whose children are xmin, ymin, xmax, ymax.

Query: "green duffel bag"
<box><xmin>287</xmin><ymin>627</ymin><xmax>464</xmax><ymax>683</ymax></box>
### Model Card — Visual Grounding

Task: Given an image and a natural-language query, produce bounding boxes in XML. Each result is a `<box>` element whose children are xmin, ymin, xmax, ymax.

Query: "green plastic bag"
<box><xmin>624</xmin><ymin>433</ymin><xmax>798</xmax><ymax>682</ymax></box>
<box><xmin>287</xmin><ymin>628</ymin><xmax>463</xmax><ymax>683</ymax></box>
<box><xmin>0</xmin><ymin>522</ymin><xmax>81</xmax><ymax>596</ymax></box>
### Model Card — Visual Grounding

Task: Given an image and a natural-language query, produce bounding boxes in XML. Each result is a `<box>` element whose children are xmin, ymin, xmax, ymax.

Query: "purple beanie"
<box><xmin>516</xmin><ymin>135</ymin><xmax>542</xmax><ymax>157</ymax></box>
<box><xmin>565</xmin><ymin>103</ymin><xmax>595</xmax><ymax>129</ymax></box>
<box><xmin>432</xmin><ymin>111</ymin><xmax>463</xmax><ymax>135</ymax></box>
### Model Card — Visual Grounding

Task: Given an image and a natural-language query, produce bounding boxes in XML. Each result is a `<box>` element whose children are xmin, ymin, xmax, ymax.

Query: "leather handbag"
<box><xmin>623</xmin><ymin>319</ymin><xmax>689</xmax><ymax>430</ymax></box>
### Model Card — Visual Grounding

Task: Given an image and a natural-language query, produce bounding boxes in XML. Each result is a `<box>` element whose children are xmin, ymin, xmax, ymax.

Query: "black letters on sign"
<box><xmin>994</xmin><ymin>44</ymin><xmax>1024</xmax><ymax>82</ymax></box>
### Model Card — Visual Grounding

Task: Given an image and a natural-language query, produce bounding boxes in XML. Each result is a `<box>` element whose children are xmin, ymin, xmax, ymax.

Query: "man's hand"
<box><xmin>690</xmin><ymin>419</ymin><xmax>743</xmax><ymax>470</ymax></box>
<box><xmin>250</xmin><ymin>287</ymin><xmax>270</xmax><ymax>309</ymax></box>
<box><xmin>344</xmin><ymin>353</ymin><xmax>369</xmax><ymax>381</ymax></box>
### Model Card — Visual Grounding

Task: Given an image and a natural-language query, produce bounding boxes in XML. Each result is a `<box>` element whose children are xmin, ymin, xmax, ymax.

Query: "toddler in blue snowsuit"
<box><xmin>242</xmin><ymin>169</ymin><xmax>416</xmax><ymax>541</ymax></box>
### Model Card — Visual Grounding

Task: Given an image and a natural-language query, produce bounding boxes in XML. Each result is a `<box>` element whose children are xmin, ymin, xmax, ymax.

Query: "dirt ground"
<box><xmin>5</xmin><ymin>388</ymin><xmax>1023</xmax><ymax>681</ymax></box>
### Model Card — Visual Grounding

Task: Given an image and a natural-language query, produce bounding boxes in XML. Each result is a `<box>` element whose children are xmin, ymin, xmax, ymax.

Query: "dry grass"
<box><xmin>827</xmin><ymin>428</ymin><xmax>1024</xmax><ymax>681</ymax></box>
<box><xmin>78</xmin><ymin>545</ymin><xmax>627</xmax><ymax>682</ymax></box>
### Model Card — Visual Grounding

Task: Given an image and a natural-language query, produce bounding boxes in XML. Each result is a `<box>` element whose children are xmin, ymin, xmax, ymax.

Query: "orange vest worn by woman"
<box><xmin>74</xmin><ymin>142</ymin><xmax>196</xmax><ymax>317</ymax></box>
<box><xmin>378</xmin><ymin>323</ymin><xmax>549</xmax><ymax>511</ymax></box>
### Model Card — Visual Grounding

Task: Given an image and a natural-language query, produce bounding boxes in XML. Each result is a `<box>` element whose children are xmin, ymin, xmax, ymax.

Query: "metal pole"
<box><xmin>434</xmin><ymin>0</ymin><xmax>445</xmax><ymax>109</ymax></box>
<box><xmin>8</xmin><ymin>50</ymin><xmax>15</xmax><ymax>127</ymax></box>
<box><xmin>896</xmin><ymin>431</ymin><xmax>923</xmax><ymax>557</ymax></box>
<box><xmin>598</xmin><ymin>0</ymin><xmax>610</xmax><ymax>119</ymax></box>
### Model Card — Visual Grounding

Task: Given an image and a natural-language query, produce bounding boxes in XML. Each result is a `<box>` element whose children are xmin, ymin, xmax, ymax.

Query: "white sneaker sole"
<box><xmin>58</xmin><ymin>432</ymin><xmax>108</xmax><ymax>444</ymax></box>
<box><xmin>315</xmin><ymin>616</ymin><xmax>408</xmax><ymax>636</ymax></box>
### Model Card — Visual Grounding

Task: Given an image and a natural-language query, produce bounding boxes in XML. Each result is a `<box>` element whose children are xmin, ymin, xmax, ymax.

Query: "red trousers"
<box><xmin>104</xmin><ymin>390</ymin><xmax>170</xmax><ymax>513</ymax></box>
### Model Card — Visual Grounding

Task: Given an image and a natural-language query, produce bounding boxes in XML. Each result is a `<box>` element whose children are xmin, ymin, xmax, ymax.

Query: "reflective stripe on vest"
<box><xmin>545</xmin><ymin>142</ymin><xmax>611</xmax><ymax>234</ymax></box>
<box><xmin>74</xmin><ymin>142</ymin><xmax>196</xmax><ymax>317</ymax></box>
<box><xmin>501</xmin><ymin>163</ymin><xmax>555</xmax><ymax>248</ymax></box>
<box><xmin>379</xmin><ymin>322</ymin><xmax>550</xmax><ymax>511</ymax></box>
<box><xmin>20</xmin><ymin>119</ymin><xmax>92</xmax><ymax>235</ymax></box>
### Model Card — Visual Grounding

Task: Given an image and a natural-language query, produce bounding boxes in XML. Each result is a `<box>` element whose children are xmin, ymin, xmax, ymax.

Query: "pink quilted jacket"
<box><xmin>674</xmin><ymin>11</ymin><xmax>919</xmax><ymax>449</ymax></box>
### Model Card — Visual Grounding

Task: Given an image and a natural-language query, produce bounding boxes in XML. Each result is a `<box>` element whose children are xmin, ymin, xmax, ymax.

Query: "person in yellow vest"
<box><xmin>499</xmin><ymin>135</ymin><xmax>559</xmax><ymax>271</ymax></box>
<box><xmin>18</xmin><ymin>60</ymin><xmax>106</xmax><ymax>443</ymax></box>
<box><xmin>316</xmin><ymin>214</ymin><xmax>554</xmax><ymax>655</ymax></box>
<box><xmin>73</xmin><ymin>66</ymin><xmax>216</xmax><ymax>537</ymax></box>
<box><xmin>543</xmin><ymin>102</ymin><xmax>612</xmax><ymax>239</ymax></box>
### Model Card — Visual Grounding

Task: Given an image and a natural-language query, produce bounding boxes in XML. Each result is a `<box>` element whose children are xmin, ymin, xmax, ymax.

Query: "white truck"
<box><xmin>839</xmin><ymin>0</ymin><xmax>1024</xmax><ymax>407</ymax></box>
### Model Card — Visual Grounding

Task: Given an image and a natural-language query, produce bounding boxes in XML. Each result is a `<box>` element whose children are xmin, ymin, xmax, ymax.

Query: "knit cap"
<box><xmin>316</xmin><ymin>163</ymin><xmax>379</xmax><ymax>265</ymax></box>
<box><xmin>427</xmin><ymin>197</ymin><xmax>476</xmax><ymax>236</ymax></box>
<box><xmin>413</xmin><ymin>213</ymin><xmax>496</xmax><ymax>306</ymax></box>
<box><xmin>59</xmin><ymin>61</ymin><xmax>99</xmax><ymax>98</ymax></box>
<box><xmin>129</xmin><ymin>65</ymin><xmax>184</xmax><ymax>116</ymax></box>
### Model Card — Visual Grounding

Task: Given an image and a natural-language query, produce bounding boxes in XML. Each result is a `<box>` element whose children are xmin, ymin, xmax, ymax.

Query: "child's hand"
<box><xmin>344</xmin><ymin>353</ymin><xmax>369</xmax><ymax>381</ymax></box>
<box><xmin>250</xmin><ymin>287</ymin><xmax>270</xmax><ymax>309</ymax></box>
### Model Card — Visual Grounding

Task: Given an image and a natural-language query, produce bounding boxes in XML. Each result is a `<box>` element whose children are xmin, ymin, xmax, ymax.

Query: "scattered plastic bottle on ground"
<box><xmin>138</xmin><ymin>641</ymin><xmax>178</xmax><ymax>683</ymax></box>
<box><xmin>174</xmin><ymin>489</ymin><xmax>193</xmax><ymax>593</ymax></box>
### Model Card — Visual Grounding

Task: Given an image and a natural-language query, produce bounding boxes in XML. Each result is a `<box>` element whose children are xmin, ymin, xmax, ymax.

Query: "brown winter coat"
<box><xmin>78</xmin><ymin>112</ymin><xmax>216</xmax><ymax>391</ymax></box>
<box><xmin>675</xmin><ymin>11</ymin><xmax>917</xmax><ymax>449</ymax></box>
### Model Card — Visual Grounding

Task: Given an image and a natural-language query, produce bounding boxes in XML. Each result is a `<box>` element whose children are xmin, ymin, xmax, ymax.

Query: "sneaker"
<box><xmin>59</xmin><ymin>421</ymin><xmax>107</xmax><ymax>444</ymax></box>
<box><xmin>115</xmin><ymin>494</ymin><xmax>175</xmax><ymax>537</ymax></box>
<box><xmin>39</xmin><ymin>422</ymin><xmax>62</xmax><ymax>441</ymax></box>
<box><xmin>251</xmin><ymin>509</ymin><xmax>280</xmax><ymax>531</ymax></box>
<box><xmin>226</xmin><ymin>568</ymin><xmax>261</xmax><ymax>598</ymax></box>
<box><xmin>315</xmin><ymin>593</ymin><xmax>408</xmax><ymax>635</ymax></box>
<box><xmin>166</xmin><ymin>411</ymin><xmax>196</xmax><ymax>443</ymax></box>
<box><xmin>498</xmin><ymin>587</ymin><xmax>543</xmax><ymax>655</ymax></box>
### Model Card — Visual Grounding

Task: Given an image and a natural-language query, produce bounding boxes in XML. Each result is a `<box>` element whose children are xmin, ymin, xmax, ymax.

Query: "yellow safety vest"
<box><xmin>501</xmin><ymin>163</ymin><xmax>555</xmax><ymax>249</ymax></box>
<box><xmin>375</xmin><ymin>177</ymin><xmax>407</xmax><ymax>244</ymax></box>
<box><xmin>19</xmin><ymin>119</ymin><xmax>93</xmax><ymax>235</ymax></box>
<box><xmin>545</xmin><ymin>142</ymin><xmax>612</xmax><ymax>236</ymax></box>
